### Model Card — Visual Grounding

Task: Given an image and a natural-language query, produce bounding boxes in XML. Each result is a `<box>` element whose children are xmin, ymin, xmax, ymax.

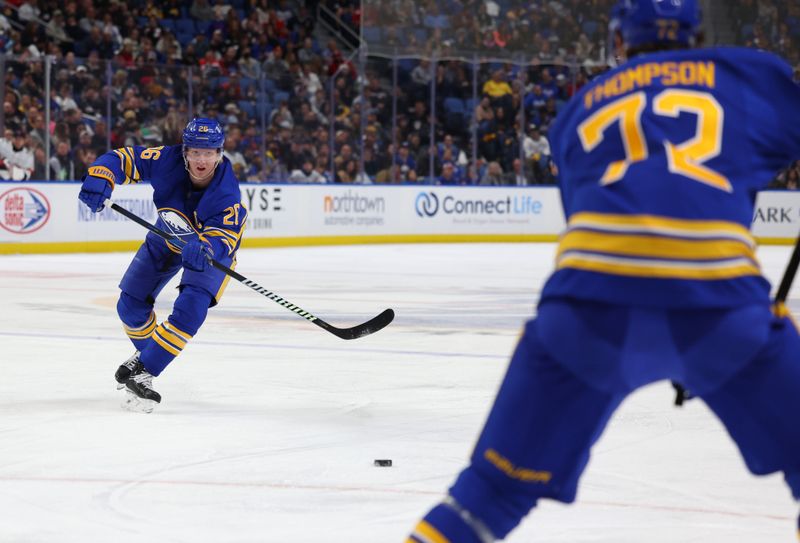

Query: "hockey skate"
<box><xmin>115</xmin><ymin>352</ymin><xmax>161</xmax><ymax>413</ymax></box>
<box><xmin>115</xmin><ymin>351</ymin><xmax>141</xmax><ymax>390</ymax></box>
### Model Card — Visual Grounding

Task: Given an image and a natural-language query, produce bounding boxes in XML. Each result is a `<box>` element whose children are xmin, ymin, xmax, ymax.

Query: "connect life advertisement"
<box><xmin>411</xmin><ymin>187</ymin><xmax>563</xmax><ymax>234</ymax></box>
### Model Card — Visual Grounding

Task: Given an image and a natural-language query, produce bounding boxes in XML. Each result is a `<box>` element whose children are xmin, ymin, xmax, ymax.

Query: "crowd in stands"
<box><xmin>725</xmin><ymin>0</ymin><xmax>800</xmax><ymax>188</ymax></box>
<box><xmin>0</xmin><ymin>0</ymin><xmax>795</xmax><ymax>187</ymax></box>
<box><xmin>728</xmin><ymin>0</ymin><xmax>800</xmax><ymax>68</ymax></box>
<box><xmin>335</xmin><ymin>0</ymin><xmax>611</xmax><ymax>64</ymax></box>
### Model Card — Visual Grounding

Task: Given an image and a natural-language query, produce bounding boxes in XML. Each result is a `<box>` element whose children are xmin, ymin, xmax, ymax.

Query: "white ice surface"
<box><xmin>0</xmin><ymin>243</ymin><xmax>796</xmax><ymax>542</ymax></box>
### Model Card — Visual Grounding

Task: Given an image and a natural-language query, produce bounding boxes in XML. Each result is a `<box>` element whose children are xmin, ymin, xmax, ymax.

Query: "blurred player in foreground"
<box><xmin>408</xmin><ymin>0</ymin><xmax>800</xmax><ymax>540</ymax></box>
<box><xmin>78</xmin><ymin>118</ymin><xmax>246</xmax><ymax>413</ymax></box>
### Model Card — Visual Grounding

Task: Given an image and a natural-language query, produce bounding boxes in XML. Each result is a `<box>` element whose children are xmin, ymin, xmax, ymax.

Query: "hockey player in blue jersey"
<box><xmin>408</xmin><ymin>1</ymin><xmax>800</xmax><ymax>541</ymax></box>
<box><xmin>78</xmin><ymin>118</ymin><xmax>247</xmax><ymax>413</ymax></box>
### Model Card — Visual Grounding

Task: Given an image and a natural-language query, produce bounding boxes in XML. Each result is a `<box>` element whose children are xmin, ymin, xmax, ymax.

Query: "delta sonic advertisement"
<box><xmin>0</xmin><ymin>185</ymin><xmax>51</xmax><ymax>235</ymax></box>
<box><xmin>0</xmin><ymin>183</ymin><xmax>155</xmax><ymax>244</ymax></box>
<box><xmin>410</xmin><ymin>186</ymin><xmax>564</xmax><ymax>235</ymax></box>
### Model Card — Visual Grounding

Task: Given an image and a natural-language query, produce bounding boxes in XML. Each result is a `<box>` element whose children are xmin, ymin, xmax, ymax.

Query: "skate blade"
<box><xmin>116</xmin><ymin>383</ymin><xmax>125</xmax><ymax>390</ymax></box>
<box><xmin>121</xmin><ymin>390</ymin><xmax>157</xmax><ymax>414</ymax></box>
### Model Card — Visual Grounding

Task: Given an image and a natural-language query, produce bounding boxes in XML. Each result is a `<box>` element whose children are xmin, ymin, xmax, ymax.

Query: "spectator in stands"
<box><xmin>30</xmin><ymin>145</ymin><xmax>46</xmax><ymax>180</ymax></box>
<box><xmin>408</xmin><ymin>100</ymin><xmax>431</xmax><ymax>144</ymax></box>
<box><xmin>334</xmin><ymin>143</ymin><xmax>357</xmax><ymax>183</ymax></box>
<box><xmin>504</xmin><ymin>158</ymin><xmax>531</xmax><ymax>186</ymax></box>
<box><xmin>90</xmin><ymin>121</ymin><xmax>110</xmax><ymax>155</ymax></box>
<box><xmin>394</xmin><ymin>142</ymin><xmax>417</xmax><ymax>182</ymax></box>
<box><xmin>116</xmin><ymin>109</ymin><xmax>143</xmax><ymax>147</ymax></box>
<box><xmin>437</xmin><ymin>134</ymin><xmax>459</xmax><ymax>162</ymax></box>
<box><xmin>190</xmin><ymin>0</ymin><xmax>215</xmax><ymax>21</ymax></box>
<box><xmin>782</xmin><ymin>165</ymin><xmax>800</xmax><ymax>191</ymax></box>
<box><xmin>523</xmin><ymin>125</ymin><xmax>552</xmax><ymax>183</ymax></box>
<box><xmin>479</xmin><ymin>160</ymin><xmax>505</xmax><ymax>185</ymax></box>
<box><xmin>482</xmin><ymin>69</ymin><xmax>513</xmax><ymax>115</ymax></box>
<box><xmin>223</xmin><ymin>135</ymin><xmax>247</xmax><ymax>175</ymax></box>
<box><xmin>0</xmin><ymin>127</ymin><xmax>34</xmax><ymax>180</ymax></box>
<box><xmin>437</xmin><ymin>161</ymin><xmax>461</xmax><ymax>185</ymax></box>
<box><xmin>72</xmin><ymin>129</ymin><xmax>95</xmax><ymax>168</ymax></box>
<box><xmin>74</xmin><ymin>148</ymin><xmax>96</xmax><ymax>180</ymax></box>
<box><xmin>270</xmin><ymin>100</ymin><xmax>295</xmax><ymax>130</ymax></box>
<box><xmin>475</xmin><ymin>95</ymin><xmax>494</xmax><ymax>127</ymax></box>
<box><xmin>46</xmin><ymin>10</ymin><xmax>69</xmax><ymax>42</ymax></box>
<box><xmin>289</xmin><ymin>158</ymin><xmax>327</xmax><ymax>183</ymax></box>
<box><xmin>410</xmin><ymin>60</ymin><xmax>432</xmax><ymax>101</ymax></box>
<box><xmin>48</xmin><ymin>140</ymin><xmax>76</xmax><ymax>181</ymax></box>
<box><xmin>263</xmin><ymin>44</ymin><xmax>292</xmax><ymax>91</ymax></box>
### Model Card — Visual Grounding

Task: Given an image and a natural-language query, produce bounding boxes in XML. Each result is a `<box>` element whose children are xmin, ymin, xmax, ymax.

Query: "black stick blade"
<box><xmin>320</xmin><ymin>308</ymin><xmax>395</xmax><ymax>340</ymax></box>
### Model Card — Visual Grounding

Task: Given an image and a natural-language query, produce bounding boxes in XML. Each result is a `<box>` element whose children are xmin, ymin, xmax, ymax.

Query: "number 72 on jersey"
<box><xmin>577</xmin><ymin>89</ymin><xmax>730</xmax><ymax>192</ymax></box>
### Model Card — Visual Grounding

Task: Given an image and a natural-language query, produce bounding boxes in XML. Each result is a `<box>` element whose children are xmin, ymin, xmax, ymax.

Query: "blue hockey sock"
<box><xmin>408</xmin><ymin>501</ymin><xmax>491</xmax><ymax>543</ymax></box>
<box><xmin>117</xmin><ymin>292</ymin><xmax>156</xmax><ymax>351</ymax></box>
<box><xmin>139</xmin><ymin>285</ymin><xmax>211</xmax><ymax>376</ymax></box>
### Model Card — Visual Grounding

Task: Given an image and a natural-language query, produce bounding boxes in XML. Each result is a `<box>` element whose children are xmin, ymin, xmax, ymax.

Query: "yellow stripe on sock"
<box><xmin>126</xmin><ymin>326</ymin><xmax>155</xmax><ymax>339</ymax></box>
<box><xmin>152</xmin><ymin>332</ymin><xmax>181</xmax><ymax>355</ymax></box>
<box><xmin>155</xmin><ymin>324</ymin><xmax>187</xmax><ymax>349</ymax></box>
<box><xmin>164</xmin><ymin>321</ymin><xmax>193</xmax><ymax>342</ymax></box>
<box><xmin>123</xmin><ymin>313</ymin><xmax>156</xmax><ymax>338</ymax></box>
<box><xmin>410</xmin><ymin>520</ymin><xmax>450</xmax><ymax>543</ymax></box>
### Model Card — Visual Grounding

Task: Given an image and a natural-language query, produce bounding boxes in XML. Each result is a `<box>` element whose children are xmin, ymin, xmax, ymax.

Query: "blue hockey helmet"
<box><xmin>182</xmin><ymin>117</ymin><xmax>225</xmax><ymax>150</ymax></box>
<box><xmin>614</xmin><ymin>0</ymin><xmax>701</xmax><ymax>49</ymax></box>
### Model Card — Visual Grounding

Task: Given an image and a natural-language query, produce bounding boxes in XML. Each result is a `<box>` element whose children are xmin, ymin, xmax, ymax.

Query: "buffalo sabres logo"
<box><xmin>158</xmin><ymin>208</ymin><xmax>197</xmax><ymax>242</ymax></box>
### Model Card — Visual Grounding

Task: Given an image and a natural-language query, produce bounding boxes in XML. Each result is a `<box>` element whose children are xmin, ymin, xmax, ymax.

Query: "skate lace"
<box><xmin>122</xmin><ymin>352</ymin><xmax>140</xmax><ymax>371</ymax></box>
<box><xmin>131</xmin><ymin>369</ymin><xmax>153</xmax><ymax>388</ymax></box>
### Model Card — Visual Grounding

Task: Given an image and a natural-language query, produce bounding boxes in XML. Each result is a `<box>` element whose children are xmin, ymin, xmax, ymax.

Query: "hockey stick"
<box><xmin>774</xmin><ymin>231</ymin><xmax>800</xmax><ymax>305</ymax></box>
<box><xmin>104</xmin><ymin>199</ymin><xmax>394</xmax><ymax>340</ymax></box>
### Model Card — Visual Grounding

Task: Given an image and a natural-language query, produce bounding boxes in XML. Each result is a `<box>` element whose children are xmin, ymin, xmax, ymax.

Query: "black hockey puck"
<box><xmin>374</xmin><ymin>459</ymin><xmax>392</xmax><ymax>467</ymax></box>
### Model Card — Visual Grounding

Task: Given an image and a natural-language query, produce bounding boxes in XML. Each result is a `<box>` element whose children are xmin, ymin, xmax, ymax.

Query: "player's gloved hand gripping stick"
<box><xmin>105</xmin><ymin>199</ymin><xmax>395</xmax><ymax>340</ymax></box>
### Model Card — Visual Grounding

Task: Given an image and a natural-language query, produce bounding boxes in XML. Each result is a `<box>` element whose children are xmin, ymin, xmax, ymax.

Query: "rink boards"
<box><xmin>0</xmin><ymin>181</ymin><xmax>797</xmax><ymax>253</ymax></box>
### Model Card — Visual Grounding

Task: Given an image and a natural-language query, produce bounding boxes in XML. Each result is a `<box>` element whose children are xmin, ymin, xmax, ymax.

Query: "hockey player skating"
<box><xmin>78</xmin><ymin>118</ymin><xmax>246</xmax><ymax>413</ymax></box>
<box><xmin>408</xmin><ymin>1</ymin><xmax>800</xmax><ymax>541</ymax></box>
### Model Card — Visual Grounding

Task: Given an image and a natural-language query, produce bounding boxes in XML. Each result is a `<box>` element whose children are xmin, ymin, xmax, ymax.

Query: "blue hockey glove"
<box><xmin>182</xmin><ymin>238</ymin><xmax>214</xmax><ymax>272</ymax></box>
<box><xmin>78</xmin><ymin>169</ymin><xmax>114</xmax><ymax>212</ymax></box>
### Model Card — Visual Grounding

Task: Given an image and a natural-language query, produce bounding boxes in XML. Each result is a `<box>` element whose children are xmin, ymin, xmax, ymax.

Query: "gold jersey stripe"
<box><xmin>112</xmin><ymin>150</ymin><xmax>130</xmax><ymax>182</ymax></box>
<box><xmin>568</xmin><ymin>212</ymin><xmax>755</xmax><ymax>246</ymax></box>
<box><xmin>557</xmin><ymin>230</ymin><xmax>757</xmax><ymax>262</ymax></box>
<box><xmin>121</xmin><ymin>147</ymin><xmax>139</xmax><ymax>180</ymax></box>
<box><xmin>204</xmin><ymin>226</ymin><xmax>240</xmax><ymax>244</ymax></box>
<box><xmin>204</xmin><ymin>231</ymin><xmax>235</xmax><ymax>254</ymax></box>
<box><xmin>558</xmin><ymin>252</ymin><xmax>761</xmax><ymax>280</ymax></box>
<box><xmin>117</xmin><ymin>149</ymin><xmax>133</xmax><ymax>180</ymax></box>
